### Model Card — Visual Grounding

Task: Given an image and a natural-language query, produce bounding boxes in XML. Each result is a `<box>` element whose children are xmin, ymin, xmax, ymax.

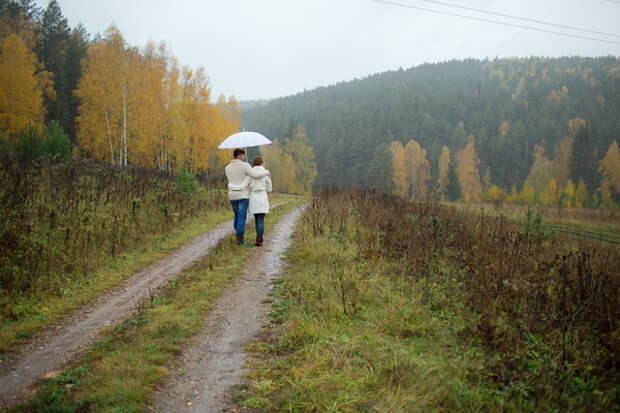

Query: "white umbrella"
<box><xmin>218</xmin><ymin>131</ymin><xmax>272</xmax><ymax>149</ymax></box>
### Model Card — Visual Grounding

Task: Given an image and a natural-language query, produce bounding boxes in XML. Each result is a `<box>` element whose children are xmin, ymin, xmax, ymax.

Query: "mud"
<box><xmin>0</xmin><ymin>203</ymin><xmax>288</xmax><ymax>408</ymax></box>
<box><xmin>150</xmin><ymin>205</ymin><xmax>305</xmax><ymax>413</ymax></box>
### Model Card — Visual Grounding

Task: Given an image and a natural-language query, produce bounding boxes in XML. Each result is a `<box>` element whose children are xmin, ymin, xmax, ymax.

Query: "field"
<box><xmin>241</xmin><ymin>190</ymin><xmax>620</xmax><ymax>412</ymax></box>
<box><xmin>444</xmin><ymin>201</ymin><xmax>620</xmax><ymax>245</ymax></box>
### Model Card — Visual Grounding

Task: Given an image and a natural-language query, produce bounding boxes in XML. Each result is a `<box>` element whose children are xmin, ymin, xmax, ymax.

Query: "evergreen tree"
<box><xmin>436</xmin><ymin>145</ymin><xmax>450</xmax><ymax>200</ymax></box>
<box><xmin>570</xmin><ymin>126</ymin><xmax>599</xmax><ymax>192</ymax></box>
<box><xmin>445</xmin><ymin>162</ymin><xmax>461</xmax><ymax>201</ymax></box>
<box><xmin>36</xmin><ymin>0</ymin><xmax>70</xmax><ymax>128</ymax></box>
<box><xmin>366</xmin><ymin>143</ymin><xmax>392</xmax><ymax>192</ymax></box>
<box><xmin>62</xmin><ymin>24</ymin><xmax>89</xmax><ymax>140</ymax></box>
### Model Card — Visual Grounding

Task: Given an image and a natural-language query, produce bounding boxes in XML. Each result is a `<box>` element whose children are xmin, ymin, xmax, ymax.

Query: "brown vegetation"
<box><xmin>301</xmin><ymin>190</ymin><xmax>620</xmax><ymax>409</ymax></box>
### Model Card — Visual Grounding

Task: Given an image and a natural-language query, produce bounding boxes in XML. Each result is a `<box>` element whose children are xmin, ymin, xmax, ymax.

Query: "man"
<box><xmin>225</xmin><ymin>148</ymin><xmax>270</xmax><ymax>245</ymax></box>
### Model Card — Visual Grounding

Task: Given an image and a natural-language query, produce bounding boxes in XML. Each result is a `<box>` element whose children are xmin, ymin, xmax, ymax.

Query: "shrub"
<box><xmin>44</xmin><ymin>121</ymin><xmax>71</xmax><ymax>160</ymax></box>
<box><xmin>176</xmin><ymin>170</ymin><xmax>199</xmax><ymax>195</ymax></box>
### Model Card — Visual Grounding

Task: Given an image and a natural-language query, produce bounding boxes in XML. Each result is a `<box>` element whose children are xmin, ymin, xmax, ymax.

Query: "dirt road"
<box><xmin>150</xmin><ymin>205</ymin><xmax>305</xmax><ymax>412</ymax></box>
<box><xmin>0</xmin><ymin>203</ymin><xmax>289</xmax><ymax>407</ymax></box>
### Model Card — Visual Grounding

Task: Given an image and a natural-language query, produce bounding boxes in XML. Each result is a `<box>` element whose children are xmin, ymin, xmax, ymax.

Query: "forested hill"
<box><xmin>241</xmin><ymin>57</ymin><xmax>620</xmax><ymax>193</ymax></box>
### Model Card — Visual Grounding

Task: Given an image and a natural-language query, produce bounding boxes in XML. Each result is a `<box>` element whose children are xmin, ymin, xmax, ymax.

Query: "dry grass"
<box><xmin>240</xmin><ymin>190</ymin><xmax>620</xmax><ymax>412</ymax></box>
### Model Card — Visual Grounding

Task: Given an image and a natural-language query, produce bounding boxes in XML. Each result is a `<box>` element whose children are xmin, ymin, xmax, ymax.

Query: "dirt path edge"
<box><xmin>0</xmin><ymin>202</ymin><xmax>289</xmax><ymax>408</ymax></box>
<box><xmin>150</xmin><ymin>204</ymin><xmax>306</xmax><ymax>413</ymax></box>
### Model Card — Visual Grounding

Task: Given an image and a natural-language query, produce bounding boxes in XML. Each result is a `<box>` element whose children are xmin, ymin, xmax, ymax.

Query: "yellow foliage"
<box><xmin>498</xmin><ymin>121</ymin><xmax>510</xmax><ymax>137</ymax></box>
<box><xmin>552</xmin><ymin>136</ymin><xmax>574</xmax><ymax>189</ymax></box>
<box><xmin>520</xmin><ymin>184</ymin><xmax>535</xmax><ymax>204</ymax></box>
<box><xmin>539</xmin><ymin>178</ymin><xmax>558</xmax><ymax>206</ymax></box>
<box><xmin>525</xmin><ymin>145</ymin><xmax>553</xmax><ymax>194</ymax></box>
<box><xmin>546</xmin><ymin>86</ymin><xmax>568</xmax><ymax>104</ymax></box>
<box><xmin>261</xmin><ymin>140</ymin><xmax>300</xmax><ymax>194</ymax></box>
<box><xmin>0</xmin><ymin>34</ymin><xmax>45</xmax><ymax>137</ymax></box>
<box><xmin>568</xmin><ymin>118</ymin><xmax>586</xmax><ymax>135</ymax></box>
<box><xmin>484</xmin><ymin>185</ymin><xmax>504</xmax><ymax>202</ymax></box>
<box><xmin>75</xmin><ymin>26</ymin><xmax>127</xmax><ymax>165</ymax></box>
<box><xmin>562</xmin><ymin>179</ymin><xmax>575</xmax><ymax>208</ymax></box>
<box><xmin>599</xmin><ymin>140</ymin><xmax>620</xmax><ymax>195</ymax></box>
<box><xmin>456</xmin><ymin>136</ymin><xmax>482</xmax><ymax>202</ymax></box>
<box><xmin>575</xmin><ymin>179</ymin><xmax>588</xmax><ymax>208</ymax></box>
<box><xmin>403</xmin><ymin>140</ymin><xmax>431</xmax><ymax>199</ymax></box>
<box><xmin>600</xmin><ymin>179</ymin><xmax>615</xmax><ymax>209</ymax></box>
<box><xmin>75</xmin><ymin>25</ymin><xmax>238</xmax><ymax>173</ymax></box>
<box><xmin>506</xmin><ymin>184</ymin><xmax>519</xmax><ymax>203</ymax></box>
<box><xmin>390</xmin><ymin>141</ymin><xmax>407</xmax><ymax>197</ymax></box>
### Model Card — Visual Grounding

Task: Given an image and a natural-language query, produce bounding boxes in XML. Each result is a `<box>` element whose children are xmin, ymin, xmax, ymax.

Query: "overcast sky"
<box><xmin>37</xmin><ymin>0</ymin><xmax>620</xmax><ymax>101</ymax></box>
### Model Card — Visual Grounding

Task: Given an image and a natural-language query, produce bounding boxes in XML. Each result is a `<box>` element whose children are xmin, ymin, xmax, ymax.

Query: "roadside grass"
<box><xmin>239</xmin><ymin>192</ymin><xmax>619</xmax><ymax>412</ymax></box>
<box><xmin>0</xmin><ymin>207</ymin><xmax>229</xmax><ymax>355</ymax></box>
<box><xmin>239</xmin><ymin>230</ymin><xmax>495</xmax><ymax>412</ymax></box>
<box><xmin>0</xmin><ymin>193</ymin><xmax>300</xmax><ymax>356</ymax></box>
<box><xmin>7</xmin><ymin>199</ymin><xmax>304</xmax><ymax>413</ymax></box>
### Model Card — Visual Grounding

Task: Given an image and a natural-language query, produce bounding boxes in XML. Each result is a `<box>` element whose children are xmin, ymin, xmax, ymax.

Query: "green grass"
<box><xmin>0</xmin><ymin>193</ymin><xmax>299</xmax><ymax>355</ymax></box>
<box><xmin>240</xmin><ymin>194</ymin><xmax>619</xmax><ymax>412</ymax></box>
<box><xmin>0</xmin><ymin>208</ymin><xmax>230</xmax><ymax>355</ymax></box>
<box><xmin>444</xmin><ymin>201</ymin><xmax>620</xmax><ymax>244</ymax></box>
<box><xmin>8</xmin><ymin>198</ymin><xmax>305</xmax><ymax>413</ymax></box>
<box><xmin>238</xmin><ymin>228</ymin><xmax>496</xmax><ymax>412</ymax></box>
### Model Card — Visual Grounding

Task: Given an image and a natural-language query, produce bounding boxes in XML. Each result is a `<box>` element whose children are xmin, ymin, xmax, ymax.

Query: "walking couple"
<box><xmin>225</xmin><ymin>148</ymin><xmax>273</xmax><ymax>246</ymax></box>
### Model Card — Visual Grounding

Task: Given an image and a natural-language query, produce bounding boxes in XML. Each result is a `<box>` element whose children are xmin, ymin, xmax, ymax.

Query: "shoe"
<box><xmin>236</xmin><ymin>232</ymin><xmax>244</xmax><ymax>245</ymax></box>
<box><xmin>255</xmin><ymin>235</ymin><xmax>263</xmax><ymax>247</ymax></box>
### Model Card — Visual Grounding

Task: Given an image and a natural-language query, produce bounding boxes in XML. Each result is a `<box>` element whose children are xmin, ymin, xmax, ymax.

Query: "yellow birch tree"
<box><xmin>75</xmin><ymin>25</ymin><xmax>127</xmax><ymax>165</ymax></box>
<box><xmin>575</xmin><ymin>178</ymin><xmax>588</xmax><ymax>208</ymax></box>
<box><xmin>562</xmin><ymin>179</ymin><xmax>576</xmax><ymax>208</ymax></box>
<box><xmin>404</xmin><ymin>140</ymin><xmax>431</xmax><ymax>199</ymax></box>
<box><xmin>456</xmin><ymin>136</ymin><xmax>482</xmax><ymax>202</ymax></box>
<box><xmin>539</xmin><ymin>178</ymin><xmax>558</xmax><ymax>206</ymax></box>
<box><xmin>599</xmin><ymin>140</ymin><xmax>620</xmax><ymax>195</ymax></box>
<box><xmin>0</xmin><ymin>34</ymin><xmax>45</xmax><ymax>137</ymax></box>
<box><xmin>390</xmin><ymin>141</ymin><xmax>407</xmax><ymax>197</ymax></box>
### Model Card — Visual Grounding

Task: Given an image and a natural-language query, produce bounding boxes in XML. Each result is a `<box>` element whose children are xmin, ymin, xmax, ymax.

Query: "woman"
<box><xmin>248</xmin><ymin>156</ymin><xmax>272</xmax><ymax>246</ymax></box>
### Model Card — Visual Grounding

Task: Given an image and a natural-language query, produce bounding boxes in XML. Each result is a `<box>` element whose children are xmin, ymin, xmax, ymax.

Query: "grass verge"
<box><xmin>238</xmin><ymin>224</ymin><xmax>493</xmax><ymax>412</ymax></box>
<box><xmin>0</xmin><ymin>193</ymin><xmax>298</xmax><ymax>355</ymax></box>
<box><xmin>238</xmin><ymin>192</ymin><xmax>619</xmax><ymax>412</ymax></box>
<box><xmin>7</xmin><ymin>198</ymin><xmax>304</xmax><ymax>413</ymax></box>
<box><xmin>0</xmin><ymin>208</ymin><xmax>229</xmax><ymax>355</ymax></box>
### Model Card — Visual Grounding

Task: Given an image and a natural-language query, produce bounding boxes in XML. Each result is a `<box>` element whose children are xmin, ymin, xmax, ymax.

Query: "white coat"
<box><xmin>228</xmin><ymin>166</ymin><xmax>272</xmax><ymax>215</ymax></box>
<box><xmin>224</xmin><ymin>159</ymin><xmax>269</xmax><ymax>200</ymax></box>
<box><xmin>249</xmin><ymin>166</ymin><xmax>272</xmax><ymax>215</ymax></box>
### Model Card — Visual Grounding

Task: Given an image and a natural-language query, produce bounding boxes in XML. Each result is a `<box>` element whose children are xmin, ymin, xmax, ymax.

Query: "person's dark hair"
<box><xmin>233</xmin><ymin>148</ymin><xmax>245</xmax><ymax>158</ymax></box>
<box><xmin>252</xmin><ymin>156</ymin><xmax>264</xmax><ymax>167</ymax></box>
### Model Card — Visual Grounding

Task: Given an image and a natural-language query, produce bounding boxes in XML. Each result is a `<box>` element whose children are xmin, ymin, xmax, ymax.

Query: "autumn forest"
<box><xmin>1</xmin><ymin>0</ymin><xmax>240</xmax><ymax>177</ymax></box>
<box><xmin>242</xmin><ymin>57</ymin><xmax>620</xmax><ymax>208</ymax></box>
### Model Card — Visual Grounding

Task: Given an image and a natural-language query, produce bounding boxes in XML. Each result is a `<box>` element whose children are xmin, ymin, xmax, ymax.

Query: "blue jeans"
<box><xmin>230</xmin><ymin>198</ymin><xmax>249</xmax><ymax>235</ymax></box>
<box><xmin>254</xmin><ymin>213</ymin><xmax>265</xmax><ymax>237</ymax></box>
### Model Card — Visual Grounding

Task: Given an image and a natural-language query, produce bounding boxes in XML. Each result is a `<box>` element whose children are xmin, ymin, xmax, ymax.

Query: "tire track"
<box><xmin>0</xmin><ymin>203</ymin><xmax>288</xmax><ymax>408</ymax></box>
<box><xmin>150</xmin><ymin>205</ymin><xmax>305</xmax><ymax>413</ymax></box>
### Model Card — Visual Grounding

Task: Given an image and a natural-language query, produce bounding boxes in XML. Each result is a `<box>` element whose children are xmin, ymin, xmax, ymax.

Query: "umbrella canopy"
<box><xmin>218</xmin><ymin>131</ymin><xmax>272</xmax><ymax>149</ymax></box>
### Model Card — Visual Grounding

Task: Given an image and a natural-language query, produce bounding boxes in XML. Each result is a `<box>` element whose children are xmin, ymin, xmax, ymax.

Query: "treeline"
<box><xmin>260</xmin><ymin>121</ymin><xmax>317</xmax><ymax>194</ymax></box>
<box><xmin>241</xmin><ymin>57</ymin><xmax>620</xmax><ymax>206</ymax></box>
<box><xmin>0</xmin><ymin>0</ymin><xmax>238</xmax><ymax>176</ymax></box>
<box><xmin>389</xmin><ymin>125</ymin><xmax>620</xmax><ymax>208</ymax></box>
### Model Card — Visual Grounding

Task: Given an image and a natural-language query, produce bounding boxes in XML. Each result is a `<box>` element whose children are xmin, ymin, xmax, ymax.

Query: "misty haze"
<box><xmin>1</xmin><ymin>1</ymin><xmax>619</xmax><ymax>412</ymax></box>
